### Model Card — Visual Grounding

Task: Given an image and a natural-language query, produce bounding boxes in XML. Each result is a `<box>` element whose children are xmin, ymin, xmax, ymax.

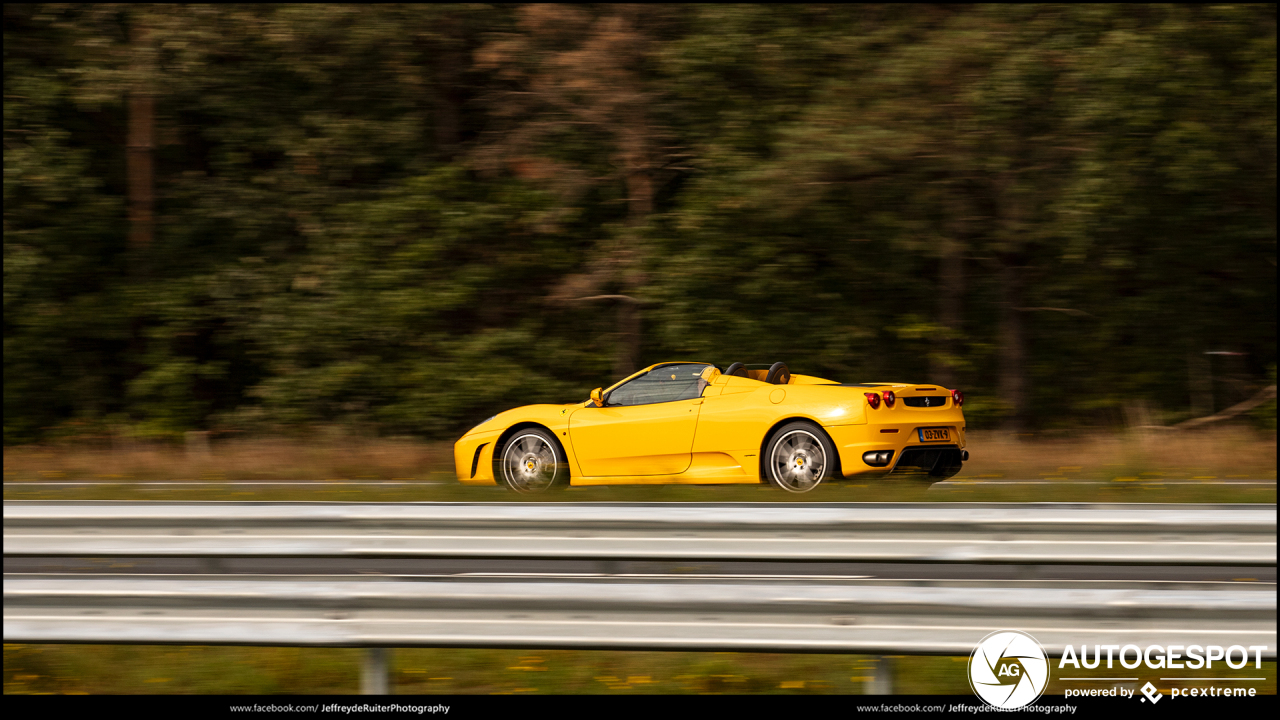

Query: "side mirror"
<box><xmin>589</xmin><ymin>388</ymin><xmax>603</xmax><ymax>407</ymax></box>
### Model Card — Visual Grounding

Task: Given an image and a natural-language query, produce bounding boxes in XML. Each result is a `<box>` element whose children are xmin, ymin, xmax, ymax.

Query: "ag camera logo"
<box><xmin>969</xmin><ymin>630</ymin><xmax>1050</xmax><ymax>709</ymax></box>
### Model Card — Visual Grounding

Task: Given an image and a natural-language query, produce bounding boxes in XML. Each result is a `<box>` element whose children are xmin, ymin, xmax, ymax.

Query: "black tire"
<box><xmin>496</xmin><ymin>427</ymin><xmax>568</xmax><ymax>493</ymax></box>
<box><xmin>763</xmin><ymin>421</ymin><xmax>835</xmax><ymax>493</ymax></box>
<box><xmin>765</xmin><ymin>361</ymin><xmax>790</xmax><ymax>385</ymax></box>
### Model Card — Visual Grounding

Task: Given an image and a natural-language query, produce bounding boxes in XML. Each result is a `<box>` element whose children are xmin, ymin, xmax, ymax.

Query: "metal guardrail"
<box><xmin>5</xmin><ymin>501</ymin><xmax>1276</xmax><ymax>694</ymax></box>
<box><xmin>6</xmin><ymin>576</ymin><xmax>1274</xmax><ymax>651</ymax></box>
<box><xmin>5</xmin><ymin>501</ymin><xmax>1276</xmax><ymax>565</ymax></box>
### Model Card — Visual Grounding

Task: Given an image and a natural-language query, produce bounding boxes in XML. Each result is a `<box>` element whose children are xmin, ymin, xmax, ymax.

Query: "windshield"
<box><xmin>605</xmin><ymin>363</ymin><xmax>713</xmax><ymax>407</ymax></box>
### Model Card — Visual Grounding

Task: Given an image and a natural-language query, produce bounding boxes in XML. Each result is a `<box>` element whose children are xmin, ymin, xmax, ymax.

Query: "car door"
<box><xmin>569</xmin><ymin>363</ymin><xmax>710</xmax><ymax>476</ymax></box>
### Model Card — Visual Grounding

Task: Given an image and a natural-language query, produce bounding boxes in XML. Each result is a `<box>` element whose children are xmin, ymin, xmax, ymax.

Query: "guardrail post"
<box><xmin>361</xmin><ymin>647</ymin><xmax>389</xmax><ymax>695</ymax></box>
<box><xmin>866</xmin><ymin>656</ymin><xmax>894</xmax><ymax>695</ymax></box>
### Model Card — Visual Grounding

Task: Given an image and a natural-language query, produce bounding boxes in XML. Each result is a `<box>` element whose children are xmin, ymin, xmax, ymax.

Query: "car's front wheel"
<box><xmin>764</xmin><ymin>421</ymin><xmax>835</xmax><ymax>493</ymax></box>
<box><xmin>498</xmin><ymin>428</ymin><xmax>568</xmax><ymax>493</ymax></box>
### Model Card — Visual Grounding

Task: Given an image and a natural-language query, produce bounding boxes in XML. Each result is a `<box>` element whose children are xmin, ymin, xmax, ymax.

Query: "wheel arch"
<box><xmin>493</xmin><ymin>422</ymin><xmax>571</xmax><ymax>477</ymax></box>
<box><xmin>757</xmin><ymin>416</ymin><xmax>843</xmax><ymax>482</ymax></box>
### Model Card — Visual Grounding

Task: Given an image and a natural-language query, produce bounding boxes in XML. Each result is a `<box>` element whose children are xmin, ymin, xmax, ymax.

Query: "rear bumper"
<box><xmin>824</xmin><ymin>422</ymin><xmax>966</xmax><ymax>479</ymax></box>
<box><xmin>891</xmin><ymin>444</ymin><xmax>965</xmax><ymax>478</ymax></box>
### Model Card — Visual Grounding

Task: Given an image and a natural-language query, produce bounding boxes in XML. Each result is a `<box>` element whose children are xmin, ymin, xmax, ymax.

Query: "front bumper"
<box><xmin>453</xmin><ymin>430</ymin><xmax>502</xmax><ymax>485</ymax></box>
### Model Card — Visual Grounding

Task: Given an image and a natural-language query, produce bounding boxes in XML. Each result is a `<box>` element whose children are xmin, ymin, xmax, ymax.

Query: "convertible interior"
<box><xmin>723</xmin><ymin>362</ymin><xmax>791</xmax><ymax>385</ymax></box>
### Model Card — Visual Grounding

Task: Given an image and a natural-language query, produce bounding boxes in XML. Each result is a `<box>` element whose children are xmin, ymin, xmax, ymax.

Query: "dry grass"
<box><xmin>961</xmin><ymin>426</ymin><xmax>1277</xmax><ymax>481</ymax></box>
<box><xmin>2</xmin><ymin>436</ymin><xmax>456</xmax><ymax>483</ymax></box>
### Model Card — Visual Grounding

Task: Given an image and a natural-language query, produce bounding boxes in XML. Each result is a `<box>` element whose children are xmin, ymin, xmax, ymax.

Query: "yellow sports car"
<box><xmin>454</xmin><ymin>361</ymin><xmax>967</xmax><ymax>493</ymax></box>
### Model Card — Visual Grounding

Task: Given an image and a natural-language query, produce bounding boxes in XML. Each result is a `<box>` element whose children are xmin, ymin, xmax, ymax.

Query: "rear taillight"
<box><xmin>951</xmin><ymin>389</ymin><xmax>964</xmax><ymax>407</ymax></box>
<box><xmin>882</xmin><ymin>390</ymin><xmax>895</xmax><ymax>407</ymax></box>
<box><xmin>864</xmin><ymin>392</ymin><xmax>881</xmax><ymax>409</ymax></box>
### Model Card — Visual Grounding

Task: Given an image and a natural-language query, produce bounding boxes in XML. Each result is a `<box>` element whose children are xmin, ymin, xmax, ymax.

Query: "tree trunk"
<box><xmin>932</xmin><ymin>238</ymin><xmax>965</xmax><ymax>388</ymax></box>
<box><xmin>125</xmin><ymin>14</ymin><xmax>155</xmax><ymax>403</ymax></box>
<box><xmin>613</xmin><ymin>300</ymin><xmax>640</xmax><ymax>379</ymax></box>
<box><xmin>625</xmin><ymin>167</ymin><xmax>653</xmax><ymax>220</ymax></box>
<box><xmin>432</xmin><ymin>34</ymin><xmax>461</xmax><ymax>159</ymax></box>
<box><xmin>1188</xmin><ymin>353</ymin><xmax>1214</xmax><ymax>416</ymax></box>
<box><xmin>998</xmin><ymin>258</ymin><xmax>1027</xmax><ymax>433</ymax></box>
<box><xmin>127</xmin><ymin>20</ymin><xmax>154</xmax><ymax>251</ymax></box>
<box><xmin>612</xmin><ymin>138</ymin><xmax>653</xmax><ymax>377</ymax></box>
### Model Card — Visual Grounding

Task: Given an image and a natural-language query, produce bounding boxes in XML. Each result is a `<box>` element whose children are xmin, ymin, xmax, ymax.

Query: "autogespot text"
<box><xmin>1057</xmin><ymin>644</ymin><xmax>1267</xmax><ymax>670</ymax></box>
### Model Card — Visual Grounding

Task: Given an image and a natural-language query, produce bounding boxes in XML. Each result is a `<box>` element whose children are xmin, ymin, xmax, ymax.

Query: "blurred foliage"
<box><xmin>4</xmin><ymin>5</ymin><xmax>1275</xmax><ymax>443</ymax></box>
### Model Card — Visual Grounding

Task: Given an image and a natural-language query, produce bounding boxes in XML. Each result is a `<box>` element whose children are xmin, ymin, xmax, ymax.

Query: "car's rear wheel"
<box><xmin>498</xmin><ymin>428</ymin><xmax>568</xmax><ymax>493</ymax></box>
<box><xmin>764</xmin><ymin>421</ymin><xmax>835</xmax><ymax>493</ymax></box>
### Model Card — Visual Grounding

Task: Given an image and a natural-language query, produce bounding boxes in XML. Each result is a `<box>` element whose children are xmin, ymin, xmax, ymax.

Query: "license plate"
<box><xmin>918</xmin><ymin>427</ymin><xmax>951</xmax><ymax>443</ymax></box>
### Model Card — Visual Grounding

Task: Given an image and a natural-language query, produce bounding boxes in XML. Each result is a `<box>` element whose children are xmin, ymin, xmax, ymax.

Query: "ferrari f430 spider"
<box><xmin>454</xmin><ymin>361</ymin><xmax>967</xmax><ymax>493</ymax></box>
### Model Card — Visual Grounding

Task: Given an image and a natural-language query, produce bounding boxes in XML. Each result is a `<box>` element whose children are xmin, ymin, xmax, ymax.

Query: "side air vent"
<box><xmin>470</xmin><ymin>443</ymin><xmax>489</xmax><ymax>478</ymax></box>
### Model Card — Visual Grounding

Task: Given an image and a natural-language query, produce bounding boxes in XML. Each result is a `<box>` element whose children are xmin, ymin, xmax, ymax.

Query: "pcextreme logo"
<box><xmin>970</xmin><ymin>630</ymin><xmax>1050</xmax><ymax>709</ymax></box>
<box><xmin>1140</xmin><ymin>682</ymin><xmax>1163</xmax><ymax>704</ymax></box>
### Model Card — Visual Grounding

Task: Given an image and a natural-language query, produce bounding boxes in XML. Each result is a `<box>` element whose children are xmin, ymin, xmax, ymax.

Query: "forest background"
<box><xmin>5</xmin><ymin>4</ymin><xmax>1276</xmax><ymax>446</ymax></box>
